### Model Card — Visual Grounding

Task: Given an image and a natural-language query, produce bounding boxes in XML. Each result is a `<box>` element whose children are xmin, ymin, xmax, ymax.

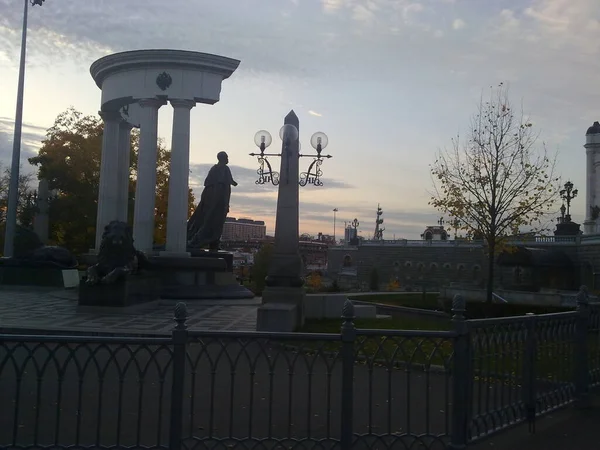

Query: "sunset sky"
<box><xmin>0</xmin><ymin>0</ymin><xmax>598</xmax><ymax>239</ymax></box>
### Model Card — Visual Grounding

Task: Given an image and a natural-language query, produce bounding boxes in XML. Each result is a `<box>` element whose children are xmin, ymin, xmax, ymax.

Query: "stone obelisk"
<box><xmin>257</xmin><ymin>110</ymin><xmax>305</xmax><ymax>331</ymax></box>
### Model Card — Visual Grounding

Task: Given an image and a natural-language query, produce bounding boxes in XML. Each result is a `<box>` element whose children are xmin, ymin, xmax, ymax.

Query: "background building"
<box><xmin>221</xmin><ymin>217</ymin><xmax>266</xmax><ymax>241</ymax></box>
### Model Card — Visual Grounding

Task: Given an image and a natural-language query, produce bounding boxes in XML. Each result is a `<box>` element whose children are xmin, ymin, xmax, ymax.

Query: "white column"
<box><xmin>95</xmin><ymin>110</ymin><xmax>122</xmax><ymax>250</ymax></box>
<box><xmin>117</xmin><ymin>121</ymin><xmax>133</xmax><ymax>222</ymax></box>
<box><xmin>133</xmin><ymin>98</ymin><xmax>165</xmax><ymax>253</ymax></box>
<box><xmin>163</xmin><ymin>99</ymin><xmax>196</xmax><ymax>255</ymax></box>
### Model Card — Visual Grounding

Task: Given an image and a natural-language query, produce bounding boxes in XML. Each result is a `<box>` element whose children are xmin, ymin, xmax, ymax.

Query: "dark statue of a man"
<box><xmin>187</xmin><ymin>151</ymin><xmax>238</xmax><ymax>251</ymax></box>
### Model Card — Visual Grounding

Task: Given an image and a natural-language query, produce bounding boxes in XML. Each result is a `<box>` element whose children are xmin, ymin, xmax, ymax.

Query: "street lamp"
<box><xmin>250</xmin><ymin>130</ymin><xmax>279</xmax><ymax>185</ymax></box>
<box><xmin>250</xmin><ymin>128</ymin><xmax>332</xmax><ymax>186</ymax></box>
<box><xmin>333</xmin><ymin>208</ymin><xmax>338</xmax><ymax>244</ymax></box>
<box><xmin>559</xmin><ymin>180</ymin><xmax>578</xmax><ymax>222</ymax></box>
<box><xmin>4</xmin><ymin>0</ymin><xmax>47</xmax><ymax>258</ymax></box>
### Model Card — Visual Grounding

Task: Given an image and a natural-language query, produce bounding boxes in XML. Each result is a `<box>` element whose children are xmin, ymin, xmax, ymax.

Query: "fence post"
<box><xmin>449</xmin><ymin>294</ymin><xmax>469</xmax><ymax>450</ymax></box>
<box><xmin>169</xmin><ymin>302</ymin><xmax>189</xmax><ymax>450</ymax></box>
<box><xmin>522</xmin><ymin>313</ymin><xmax>537</xmax><ymax>432</ymax></box>
<box><xmin>575</xmin><ymin>285</ymin><xmax>590</xmax><ymax>408</ymax></box>
<box><xmin>340</xmin><ymin>299</ymin><xmax>356</xmax><ymax>450</ymax></box>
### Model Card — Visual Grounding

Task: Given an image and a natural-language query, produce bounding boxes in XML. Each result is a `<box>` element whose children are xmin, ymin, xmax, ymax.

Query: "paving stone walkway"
<box><xmin>0</xmin><ymin>287</ymin><xmax>259</xmax><ymax>334</ymax></box>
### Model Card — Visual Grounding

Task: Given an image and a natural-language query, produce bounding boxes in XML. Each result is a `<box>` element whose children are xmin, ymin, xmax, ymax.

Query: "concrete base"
<box><xmin>147</xmin><ymin>255</ymin><xmax>254</xmax><ymax>300</ymax></box>
<box><xmin>256</xmin><ymin>302</ymin><xmax>299</xmax><ymax>332</ymax></box>
<box><xmin>261</xmin><ymin>286</ymin><xmax>306</xmax><ymax>329</ymax></box>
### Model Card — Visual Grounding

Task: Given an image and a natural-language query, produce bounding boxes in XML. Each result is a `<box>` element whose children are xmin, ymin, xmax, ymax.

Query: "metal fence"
<box><xmin>0</xmin><ymin>289</ymin><xmax>599</xmax><ymax>450</ymax></box>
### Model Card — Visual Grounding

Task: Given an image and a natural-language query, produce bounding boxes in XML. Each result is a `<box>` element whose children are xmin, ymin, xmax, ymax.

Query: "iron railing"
<box><xmin>0</xmin><ymin>288</ymin><xmax>599</xmax><ymax>450</ymax></box>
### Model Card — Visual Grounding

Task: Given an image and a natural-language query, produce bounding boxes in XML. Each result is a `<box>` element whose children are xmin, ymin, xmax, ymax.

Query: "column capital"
<box><xmin>119</xmin><ymin>120</ymin><xmax>134</xmax><ymax>131</ymax></box>
<box><xmin>138</xmin><ymin>98</ymin><xmax>167</xmax><ymax>109</ymax></box>
<box><xmin>98</xmin><ymin>110</ymin><xmax>122</xmax><ymax>122</ymax></box>
<box><xmin>170</xmin><ymin>99</ymin><xmax>196</xmax><ymax>110</ymax></box>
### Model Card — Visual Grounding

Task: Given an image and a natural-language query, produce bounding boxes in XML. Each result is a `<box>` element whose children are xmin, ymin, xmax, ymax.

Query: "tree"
<box><xmin>430</xmin><ymin>83</ymin><xmax>559</xmax><ymax>303</ymax></box>
<box><xmin>250</xmin><ymin>243</ymin><xmax>274</xmax><ymax>295</ymax></box>
<box><xmin>0</xmin><ymin>164</ymin><xmax>35</xmax><ymax>226</ymax></box>
<box><xmin>0</xmin><ymin>164</ymin><xmax>35</xmax><ymax>253</ymax></box>
<box><xmin>28</xmin><ymin>107</ymin><xmax>195</xmax><ymax>254</ymax></box>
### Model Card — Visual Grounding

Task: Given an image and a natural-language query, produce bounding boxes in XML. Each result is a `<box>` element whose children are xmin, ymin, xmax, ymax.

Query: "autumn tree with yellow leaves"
<box><xmin>28</xmin><ymin>107</ymin><xmax>195</xmax><ymax>254</ymax></box>
<box><xmin>430</xmin><ymin>83</ymin><xmax>559</xmax><ymax>303</ymax></box>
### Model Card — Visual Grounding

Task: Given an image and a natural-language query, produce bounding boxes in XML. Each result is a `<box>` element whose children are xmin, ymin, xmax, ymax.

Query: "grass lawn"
<box><xmin>297</xmin><ymin>316</ymin><xmax>595</xmax><ymax>381</ymax></box>
<box><xmin>298</xmin><ymin>317</ymin><xmax>453</xmax><ymax>368</ymax></box>
<box><xmin>347</xmin><ymin>293</ymin><xmax>442</xmax><ymax>310</ymax></box>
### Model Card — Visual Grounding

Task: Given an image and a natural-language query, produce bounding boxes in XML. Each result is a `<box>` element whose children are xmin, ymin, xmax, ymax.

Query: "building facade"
<box><xmin>327</xmin><ymin>235</ymin><xmax>599</xmax><ymax>292</ymax></box>
<box><xmin>221</xmin><ymin>217</ymin><xmax>267</xmax><ymax>241</ymax></box>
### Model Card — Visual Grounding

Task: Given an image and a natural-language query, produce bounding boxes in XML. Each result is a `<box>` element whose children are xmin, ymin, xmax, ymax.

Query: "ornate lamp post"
<box><xmin>253</xmin><ymin>111</ymin><xmax>333</xmax><ymax>331</ymax></box>
<box><xmin>559</xmin><ymin>181</ymin><xmax>578</xmax><ymax>222</ymax></box>
<box><xmin>4</xmin><ymin>0</ymin><xmax>47</xmax><ymax>258</ymax></box>
<box><xmin>250</xmin><ymin>128</ymin><xmax>332</xmax><ymax>186</ymax></box>
<box><xmin>250</xmin><ymin>130</ymin><xmax>279</xmax><ymax>185</ymax></box>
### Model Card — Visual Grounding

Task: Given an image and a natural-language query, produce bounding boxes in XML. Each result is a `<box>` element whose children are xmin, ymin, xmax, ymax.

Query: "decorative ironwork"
<box><xmin>255</xmin><ymin>155</ymin><xmax>280</xmax><ymax>185</ymax></box>
<box><xmin>156</xmin><ymin>71</ymin><xmax>173</xmax><ymax>91</ymax></box>
<box><xmin>249</xmin><ymin>130</ymin><xmax>280</xmax><ymax>185</ymax></box>
<box><xmin>298</xmin><ymin>132</ymin><xmax>332</xmax><ymax>186</ymax></box>
<box><xmin>299</xmin><ymin>157</ymin><xmax>324</xmax><ymax>186</ymax></box>
<box><xmin>2</xmin><ymin>295</ymin><xmax>599</xmax><ymax>450</ymax></box>
<box><xmin>251</xmin><ymin>128</ymin><xmax>333</xmax><ymax>187</ymax></box>
<box><xmin>249</xmin><ymin>150</ymin><xmax>281</xmax><ymax>186</ymax></box>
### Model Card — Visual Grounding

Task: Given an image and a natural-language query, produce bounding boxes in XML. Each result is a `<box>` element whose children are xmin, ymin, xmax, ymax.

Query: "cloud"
<box><xmin>308</xmin><ymin>110</ymin><xmax>322</xmax><ymax>117</ymax></box>
<box><xmin>321</xmin><ymin>0</ymin><xmax>344</xmax><ymax>13</ymax></box>
<box><xmin>452</xmin><ymin>18</ymin><xmax>466</xmax><ymax>30</ymax></box>
<box><xmin>0</xmin><ymin>0</ymin><xmax>455</xmax><ymax>80</ymax></box>
<box><xmin>0</xmin><ymin>118</ymin><xmax>45</xmax><ymax>171</ymax></box>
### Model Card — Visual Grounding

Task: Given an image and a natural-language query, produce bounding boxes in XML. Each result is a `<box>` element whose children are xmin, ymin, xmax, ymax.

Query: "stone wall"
<box><xmin>328</xmin><ymin>239</ymin><xmax>589</xmax><ymax>291</ymax></box>
<box><xmin>328</xmin><ymin>243</ymin><xmax>487</xmax><ymax>290</ymax></box>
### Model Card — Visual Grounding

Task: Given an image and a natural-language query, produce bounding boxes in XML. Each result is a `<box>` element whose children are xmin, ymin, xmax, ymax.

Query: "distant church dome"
<box><xmin>586</xmin><ymin>121</ymin><xmax>600</xmax><ymax>135</ymax></box>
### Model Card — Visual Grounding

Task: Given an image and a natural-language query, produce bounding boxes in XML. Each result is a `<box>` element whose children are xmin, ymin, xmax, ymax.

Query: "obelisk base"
<box><xmin>257</xmin><ymin>286</ymin><xmax>306</xmax><ymax>332</ymax></box>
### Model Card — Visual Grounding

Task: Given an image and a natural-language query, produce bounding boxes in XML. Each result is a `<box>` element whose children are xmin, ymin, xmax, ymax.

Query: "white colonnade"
<box><xmin>95</xmin><ymin>98</ymin><xmax>196</xmax><ymax>255</ymax></box>
<box><xmin>163</xmin><ymin>100</ymin><xmax>196</xmax><ymax>255</ymax></box>
<box><xmin>90</xmin><ymin>49</ymin><xmax>240</xmax><ymax>254</ymax></box>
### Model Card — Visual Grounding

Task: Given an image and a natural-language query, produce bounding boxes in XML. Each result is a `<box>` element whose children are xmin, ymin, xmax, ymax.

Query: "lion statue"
<box><xmin>86</xmin><ymin>221</ymin><xmax>148</xmax><ymax>285</ymax></box>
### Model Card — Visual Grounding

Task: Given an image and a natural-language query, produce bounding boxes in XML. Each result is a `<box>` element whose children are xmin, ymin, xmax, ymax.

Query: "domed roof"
<box><xmin>587</xmin><ymin>121</ymin><xmax>600</xmax><ymax>135</ymax></box>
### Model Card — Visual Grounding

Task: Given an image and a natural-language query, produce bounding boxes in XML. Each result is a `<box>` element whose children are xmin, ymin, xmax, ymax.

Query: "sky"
<box><xmin>0</xmin><ymin>0</ymin><xmax>599</xmax><ymax>239</ymax></box>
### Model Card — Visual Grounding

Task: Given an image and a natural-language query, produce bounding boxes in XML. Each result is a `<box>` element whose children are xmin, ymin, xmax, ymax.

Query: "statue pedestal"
<box><xmin>78</xmin><ymin>275</ymin><xmax>159</xmax><ymax>307</ymax></box>
<box><xmin>555</xmin><ymin>221</ymin><xmax>581</xmax><ymax>236</ymax></box>
<box><xmin>147</xmin><ymin>255</ymin><xmax>253</xmax><ymax>300</ymax></box>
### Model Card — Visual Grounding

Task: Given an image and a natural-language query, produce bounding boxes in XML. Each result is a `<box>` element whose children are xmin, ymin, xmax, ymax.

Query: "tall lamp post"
<box><xmin>333</xmin><ymin>208</ymin><xmax>338</xmax><ymax>244</ymax></box>
<box><xmin>251</xmin><ymin>111</ymin><xmax>332</xmax><ymax>331</ymax></box>
<box><xmin>4</xmin><ymin>0</ymin><xmax>46</xmax><ymax>258</ymax></box>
